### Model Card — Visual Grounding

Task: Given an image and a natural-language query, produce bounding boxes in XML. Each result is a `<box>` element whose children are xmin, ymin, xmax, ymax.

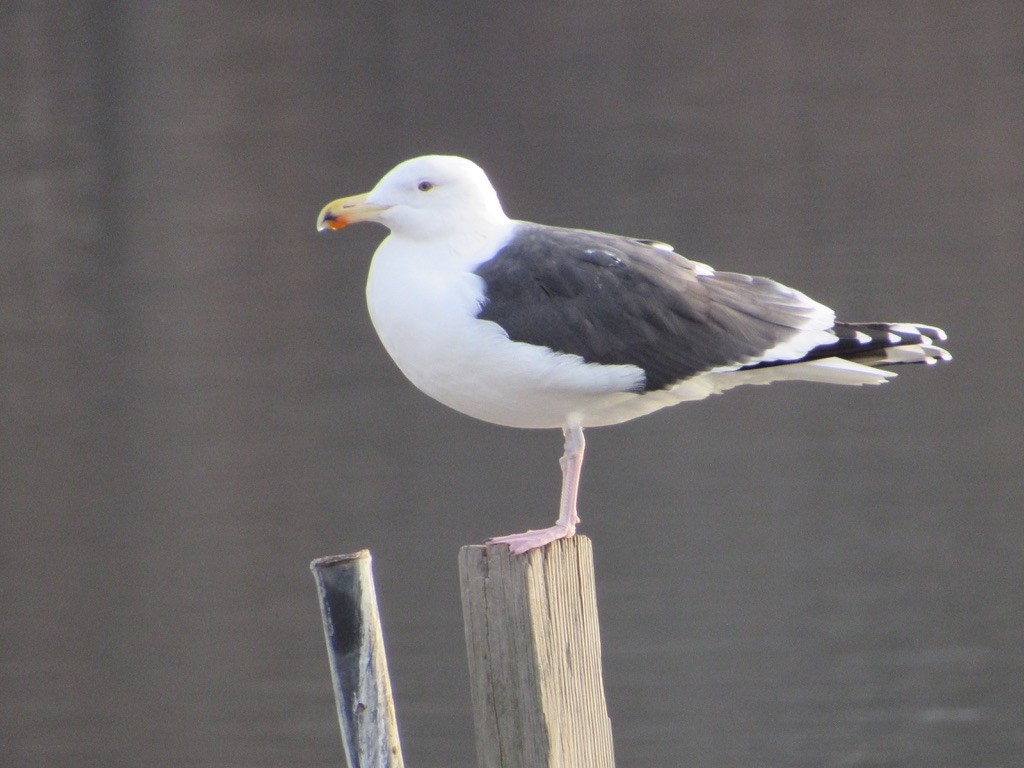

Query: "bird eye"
<box><xmin>417</xmin><ymin>181</ymin><xmax>434</xmax><ymax>192</ymax></box>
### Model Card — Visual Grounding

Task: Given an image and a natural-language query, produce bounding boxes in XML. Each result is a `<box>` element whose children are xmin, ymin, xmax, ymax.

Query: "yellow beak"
<box><xmin>316</xmin><ymin>193</ymin><xmax>390</xmax><ymax>231</ymax></box>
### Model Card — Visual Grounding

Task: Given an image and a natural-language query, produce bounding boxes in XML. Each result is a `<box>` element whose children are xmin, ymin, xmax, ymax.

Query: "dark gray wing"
<box><xmin>474</xmin><ymin>224</ymin><xmax>830</xmax><ymax>392</ymax></box>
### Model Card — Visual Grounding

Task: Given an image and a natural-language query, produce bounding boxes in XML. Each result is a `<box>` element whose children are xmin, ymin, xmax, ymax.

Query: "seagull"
<box><xmin>317</xmin><ymin>155</ymin><xmax>950</xmax><ymax>554</ymax></box>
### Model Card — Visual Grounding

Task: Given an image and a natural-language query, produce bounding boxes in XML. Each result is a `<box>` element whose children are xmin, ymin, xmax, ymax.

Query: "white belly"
<box><xmin>364</xmin><ymin>235</ymin><xmax>651</xmax><ymax>429</ymax></box>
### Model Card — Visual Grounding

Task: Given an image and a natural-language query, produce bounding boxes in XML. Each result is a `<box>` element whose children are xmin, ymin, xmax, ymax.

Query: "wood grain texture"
<box><xmin>459</xmin><ymin>537</ymin><xmax>615</xmax><ymax>768</ymax></box>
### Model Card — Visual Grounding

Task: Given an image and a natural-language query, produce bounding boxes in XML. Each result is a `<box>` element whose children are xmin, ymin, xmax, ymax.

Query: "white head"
<box><xmin>317</xmin><ymin>155</ymin><xmax>509</xmax><ymax>240</ymax></box>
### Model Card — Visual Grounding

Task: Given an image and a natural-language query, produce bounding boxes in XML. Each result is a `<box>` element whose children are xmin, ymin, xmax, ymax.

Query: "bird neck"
<box><xmin>386</xmin><ymin>218</ymin><xmax>518</xmax><ymax>272</ymax></box>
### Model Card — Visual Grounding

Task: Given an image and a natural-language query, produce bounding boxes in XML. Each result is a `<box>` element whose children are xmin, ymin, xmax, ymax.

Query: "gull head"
<box><xmin>317</xmin><ymin>155</ymin><xmax>509</xmax><ymax>241</ymax></box>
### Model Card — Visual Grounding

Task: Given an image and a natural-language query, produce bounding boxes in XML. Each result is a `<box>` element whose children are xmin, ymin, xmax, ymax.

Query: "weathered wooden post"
<box><xmin>310</xmin><ymin>551</ymin><xmax>404</xmax><ymax>768</ymax></box>
<box><xmin>459</xmin><ymin>536</ymin><xmax>616</xmax><ymax>768</ymax></box>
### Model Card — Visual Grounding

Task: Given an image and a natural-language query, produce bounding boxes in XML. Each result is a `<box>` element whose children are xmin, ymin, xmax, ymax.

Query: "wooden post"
<box><xmin>310</xmin><ymin>551</ymin><xmax>404</xmax><ymax>768</ymax></box>
<box><xmin>459</xmin><ymin>536</ymin><xmax>616</xmax><ymax>768</ymax></box>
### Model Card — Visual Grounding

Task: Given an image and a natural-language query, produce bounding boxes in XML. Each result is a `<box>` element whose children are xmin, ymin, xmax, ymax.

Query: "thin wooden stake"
<box><xmin>459</xmin><ymin>536</ymin><xmax>615</xmax><ymax>768</ymax></box>
<box><xmin>311</xmin><ymin>551</ymin><xmax>404</xmax><ymax>768</ymax></box>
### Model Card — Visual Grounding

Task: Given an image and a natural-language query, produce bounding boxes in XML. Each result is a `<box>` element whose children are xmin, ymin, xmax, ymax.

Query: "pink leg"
<box><xmin>487</xmin><ymin>420</ymin><xmax>586</xmax><ymax>555</ymax></box>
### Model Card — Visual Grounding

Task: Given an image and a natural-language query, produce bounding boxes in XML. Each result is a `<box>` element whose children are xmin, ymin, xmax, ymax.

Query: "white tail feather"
<box><xmin>711</xmin><ymin>357</ymin><xmax>894</xmax><ymax>395</ymax></box>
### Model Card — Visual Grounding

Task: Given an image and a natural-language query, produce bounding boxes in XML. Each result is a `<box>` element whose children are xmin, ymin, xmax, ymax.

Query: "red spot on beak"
<box><xmin>320</xmin><ymin>211</ymin><xmax>349</xmax><ymax>230</ymax></box>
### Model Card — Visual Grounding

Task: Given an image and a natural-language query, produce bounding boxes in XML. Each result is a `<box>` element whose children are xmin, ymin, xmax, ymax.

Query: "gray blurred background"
<box><xmin>3</xmin><ymin>2</ymin><xmax>1022</xmax><ymax>766</ymax></box>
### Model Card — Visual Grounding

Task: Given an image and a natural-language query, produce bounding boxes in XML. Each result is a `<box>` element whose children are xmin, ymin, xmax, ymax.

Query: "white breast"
<box><xmin>364</xmin><ymin>231</ymin><xmax>647</xmax><ymax>429</ymax></box>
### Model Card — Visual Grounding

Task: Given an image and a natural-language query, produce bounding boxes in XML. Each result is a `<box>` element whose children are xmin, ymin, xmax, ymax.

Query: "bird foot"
<box><xmin>486</xmin><ymin>523</ymin><xmax>576</xmax><ymax>555</ymax></box>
